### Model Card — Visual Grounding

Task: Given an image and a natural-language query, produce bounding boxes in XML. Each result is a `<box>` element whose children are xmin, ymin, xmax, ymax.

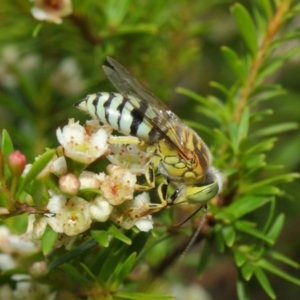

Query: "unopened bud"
<box><xmin>59</xmin><ymin>173</ymin><xmax>80</xmax><ymax>195</ymax></box>
<box><xmin>29</xmin><ymin>261</ymin><xmax>48</xmax><ymax>277</ymax></box>
<box><xmin>8</xmin><ymin>150</ymin><xmax>26</xmax><ymax>177</ymax></box>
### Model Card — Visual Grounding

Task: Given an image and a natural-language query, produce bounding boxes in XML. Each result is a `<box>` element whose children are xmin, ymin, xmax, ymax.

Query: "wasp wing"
<box><xmin>103</xmin><ymin>57</ymin><xmax>190</xmax><ymax>160</ymax></box>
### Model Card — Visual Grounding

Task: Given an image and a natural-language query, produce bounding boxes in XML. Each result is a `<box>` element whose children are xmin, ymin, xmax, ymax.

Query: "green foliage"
<box><xmin>1</xmin><ymin>0</ymin><xmax>300</xmax><ymax>299</ymax></box>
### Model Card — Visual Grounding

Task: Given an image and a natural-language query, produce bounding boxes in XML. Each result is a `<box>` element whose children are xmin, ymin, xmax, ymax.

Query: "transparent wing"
<box><xmin>103</xmin><ymin>57</ymin><xmax>189</xmax><ymax>160</ymax></box>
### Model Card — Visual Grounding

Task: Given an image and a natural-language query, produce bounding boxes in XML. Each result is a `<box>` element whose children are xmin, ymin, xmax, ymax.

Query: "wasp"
<box><xmin>75</xmin><ymin>57</ymin><xmax>222</xmax><ymax>217</ymax></box>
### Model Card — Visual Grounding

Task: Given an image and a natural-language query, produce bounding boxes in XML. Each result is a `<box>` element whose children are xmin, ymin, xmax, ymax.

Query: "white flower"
<box><xmin>46</xmin><ymin>193</ymin><xmax>67</xmax><ymax>233</ymax></box>
<box><xmin>31</xmin><ymin>0</ymin><xmax>72</xmax><ymax>24</ymax></box>
<box><xmin>50</xmin><ymin>196</ymin><xmax>92</xmax><ymax>236</ymax></box>
<box><xmin>46</xmin><ymin>216</ymin><xmax>64</xmax><ymax>233</ymax></box>
<box><xmin>86</xmin><ymin>120</ymin><xmax>113</xmax><ymax>136</ymax></box>
<box><xmin>32</xmin><ymin>215</ymin><xmax>48</xmax><ymax>239</ymax></box>
<box><xmin>0</xmin><ymin>225</ymin><xmax>40</xmax><ymax>254</ymax></box>
<box><xmin>54</xmin><ymin>233</ymin><xmax>76</xmax><ymax>250</ymax></box>
<box><xmin>0</xmin><ymin>253</ymin><xmax>16</xmax><ymax>271</ymax></box>
<box><xmin>101</xmin><ymin>165</ymin><xmax>136</xmax><ymax>205</ymax></box>
<box><xmin>79</xmin><ymin>171</ymin><xmax>101</xmax><ymax>190</ymax></box>
<box><xmin>130</xmin><ymin>193</ymin><xmax>153</xmax><ymax>232</ymax></box>
<box><xmin>49</xmin><ymin>156</ymin><xmax>67</xmax><ymax>176</ymax></box>
<box><xmin>134</xmin><ymin>216</ymin><xmax>153</xmax><ymax>232</ymax></box>
<box><xmin>90</xmin><ymin>196</ymin><xmax>113</xmax><ymax>222</ymax></box>
<box><xmin>110</xmin><ymin>192</ymin><xmax>153</xmax><ymax>232</ymax></box>
<box><xmin>47</xmin><ymin>192</ymin><xmax>67</xmax><ymax>214</ymax></box>
<box><xmin>108</xmin><ymin>143</ymin><xmax>152</xmax><ymax>174</ymax></box>
<box><xmin>12</xmin><ymin>281</ymin><xmax>55</xmax><ymax>300</ymax></box>
<box><xmin>56</xmin><ymin>119</ymin><xmax>109</xmax><ymax>164</ymax></box>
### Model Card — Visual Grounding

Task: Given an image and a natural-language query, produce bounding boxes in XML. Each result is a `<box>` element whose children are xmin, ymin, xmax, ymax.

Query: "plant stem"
<box><xmin>233</xmin><ymin>0</ymin><xmax>292</xmax><ymax>123</ymax></box>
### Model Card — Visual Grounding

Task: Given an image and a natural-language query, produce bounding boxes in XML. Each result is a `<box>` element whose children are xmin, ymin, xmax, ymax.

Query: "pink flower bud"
<box><xmin>59</xmin><ymin>173</ymin><xmax>80</xmax><ymax>195</ymax></box>
<box><xmin>8</xmin><ymin>150</ymin><xmax>26</xmax><ymax>177</ymax></box>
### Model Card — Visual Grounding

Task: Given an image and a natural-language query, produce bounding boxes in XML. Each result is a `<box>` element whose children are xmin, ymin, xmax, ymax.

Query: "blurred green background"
<box><xmin>0</xmin><ymin>1</ymin><xmax>299</xmax><ymax>299</ymax></box>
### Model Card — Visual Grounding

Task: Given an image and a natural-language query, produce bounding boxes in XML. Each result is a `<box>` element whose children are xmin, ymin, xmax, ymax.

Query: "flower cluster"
<box><xmin>21</xmin><ymin>118</ymin><xmax>154</xmax><ymax>251</ymax></box>
<box><xmin>0</xmin><ymin>226</ymin><xmax>55</xmax><ymax>299</ymax></box>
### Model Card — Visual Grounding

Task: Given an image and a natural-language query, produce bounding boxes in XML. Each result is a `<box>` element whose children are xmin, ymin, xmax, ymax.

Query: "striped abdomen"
<box><xmin>75</xmin><ymin>92</ymin><xmax>158</xmax><ymax>143</ymax></box>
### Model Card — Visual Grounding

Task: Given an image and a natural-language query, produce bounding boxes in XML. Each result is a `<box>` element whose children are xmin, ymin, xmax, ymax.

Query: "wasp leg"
<box><xmin>135</xmin><ymin>162</ymin><xmax>155</xmax><ymax>191</ymax></box>
<box><xmin>157</xmin><ymin>179</ymin><xmax>177</xmax><ymax>206</ymax></box>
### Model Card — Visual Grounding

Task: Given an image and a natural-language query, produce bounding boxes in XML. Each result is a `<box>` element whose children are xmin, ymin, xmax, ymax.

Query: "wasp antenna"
<box><xmin>180</xmin><ymin>204</ymin><xmax>208</xmax><ymax>260</ymax></box>
<box><xmin>173</xmin><ymin>204</ymin><xmax>204</xmax><ymax>227</ymax></box>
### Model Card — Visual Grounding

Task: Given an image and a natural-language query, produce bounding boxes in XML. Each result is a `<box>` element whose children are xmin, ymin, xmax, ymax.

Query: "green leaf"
<box><xmin>31</xmin><ymin>180</ymin><xmax>44</xmax><ymax>209</ymax></box>
<box><xmin>244</xmin><ymin>154</ymin><xmax>265</xmax><ymax>170</ymax></box>
<box><xmin>272</xmin><ymin>29</ymin><xmax>300</xmax><ymax>45</ymax></box>
<box><xmin>237</xmin><ymin>273</ymin><xmax>251</xmax><ymax>300</ymax></box>
<box><xmin>197</xmin><ymin>241</ymin><xmax>212</xmax><ymax>276</ymax></box>
<box><xmin>254</xmin><ymin>267</ymin><xmax>276</xmax><ymax>299</ymax></box>
<box><xmin>253</xmin><ymin>6</ymin><xmax>267</xmax><ymax>37</ymax></box>
<box><xmin>176</xmin><ymin>87</ymin><xmax>222</xmax><ymax>111</ymax></box>
<box><xmin>80</xmin><ymin>263</ymin><xmax>99</xmax><ymax>283</ymax></box>
<box><xmin>60</xmin><ymin>264</ymin><xmax>91</xmax><ymax>285</ymax></box>
<box><xmin>9</xmin><ymin>214</ymin><xmax>28</xmax><ymax>234</ymax></box>
<box><xmin>252</xmin><ymin>122</ymin><xmax>299</xmax><ymax>138</ymax></box>
<box><xmin>231</xmin><ymin>3</ymin><xmax>258</xmax><ymax>57</ymax></box>
<box><xmin>238</xmin><ymin>107</ymin><xmax>250</xmax><ymax>143</ymax></box>
<box><xmin>91</xmin><ymin>230</ymin><xmax>110</xmax><ymax>247</ymax></box>
<box><xmin>210</xmin><ymin>81</ymin><xmax>229</xmax><ymax>96</ymax></box>
<box><xmin>245</xmin><ymin>173</ymin><xmax>300</xmax><ymax>192</ymax></box>
<box><xmin>213</xmin><ymin>128</ymin><xmax>233</xmax><ymax>147</ymax></box>
<box><xmin>48</xmin><ymin>238</ymin><xmax>98</xmax><ymax>271</ymax></box>
<box><xmin>251</xmin><ymin>88</ymin><xmax>286</xmax><ymax>106</ymax></box>
<box><xmin>221</xmin><ymin>225</ymin><xmax>235</xmax><ymax>247</ymax></box>
<box><xmin>241</xmin><ymin>261</ymin><xmax>255</xmax><ymax>281</ymax></box>
<box><xmin>257</xmin><ymin>57</ymin><xmax>287</xmax><ymax>83</ymax></box>
<box><xmin>108</xmin><ymin>224</ymin><xmax>132</xmax><ymax>245</ymax></box>
<box><xmin>110</xmin><ymin>252</ymin><xmax>136</xmax><ymax>290</ymax></box>
<box><xmin>262</xmin><ymin>198</ymin><xmax>275</xmax><ymax>235</ymax></box>
<box><xmin>269</xmin><ymin>251</ymin><xmax>300</xmax><ymax>269</ymax></box>
<box><xmin>246</xmin><ymin>138</ymin><xmax>277</xmax><ymax>155</ymax></box>
<box><xmin>257</xmin><ymin>0</ymin><xmax>273</xmax><ymax>20</ymax></box>
<box><xmin>105</xmin><ymin>0</ymin><xmax>131</xmax><ymax>27</ymax></box>
<box><xmin>228</xmin><ymin>122</ymin><xmax>239</xmax><ymax>154</ymax></box>
<box><xmin>221</xmin><ymin>46</ymin><xmax>246</xmax><ymax>79</ymax></box>
<box><xmin>266</xmin><ymin>213</ymin><xmax>285</xmax><ymax>243</ymax></box>
<box><xmin>184</xmin><ymin>120</ymin><xmax>215</xmax><ymax>136</ymax></box>
<box><xmin>114</xmin><ymin>24</ymin><xmax>157</xmax><ymax>36</ymax></box>
<box><xmin>42</xmin><ymin>225</ymin><xmax>58</xmax><ymax>255</ymax></box>
<box><xmin>115</xmin><ymin>292</ymin><xmax>174</xmax><ymax>300</ymax></box>
<box><xmin>1</xmin><ymin>129</ymin><xmax>14</xmax><ymax>178</ymax></box>
<box><xmin>257</xmin><ymin>258</ymin><xmax>300</xmax><ymax>286</ymax></box>
<box><xmin>219</xmin><ymin>196</ymin><xmax>271</xmax><ymax>220</ymax></box>
<box><xmin>16</xmin><ymin>149</ymin><xmax>55</xmax><ymax>198</ymax></box>
<box><xmin>214</xmin><ymin>226</ymin><xmax>225</xmax><ymax>253</ymax></box>
<box><xmin>235</xmin><ymin>221</ymin><xmax>273</xmax><ymax>244</ymax></box>
<box><xmin>234</xmin><ymin>248</ymin><xmax>247</xmax><ymax>267</ymax></box>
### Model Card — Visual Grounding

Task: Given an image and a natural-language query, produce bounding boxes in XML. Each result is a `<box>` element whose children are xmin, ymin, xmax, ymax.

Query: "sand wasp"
<box><xmin>75</xmin><ymin>57</ymin><xmax>222</xmax><ymax>218</ymax></box>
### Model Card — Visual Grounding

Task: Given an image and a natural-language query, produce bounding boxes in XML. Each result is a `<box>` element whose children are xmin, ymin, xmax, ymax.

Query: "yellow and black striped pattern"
<box><xmin>75</xmin><ymin>57</ymin><xmax>221</xmax><ymax>207</ymax></box>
